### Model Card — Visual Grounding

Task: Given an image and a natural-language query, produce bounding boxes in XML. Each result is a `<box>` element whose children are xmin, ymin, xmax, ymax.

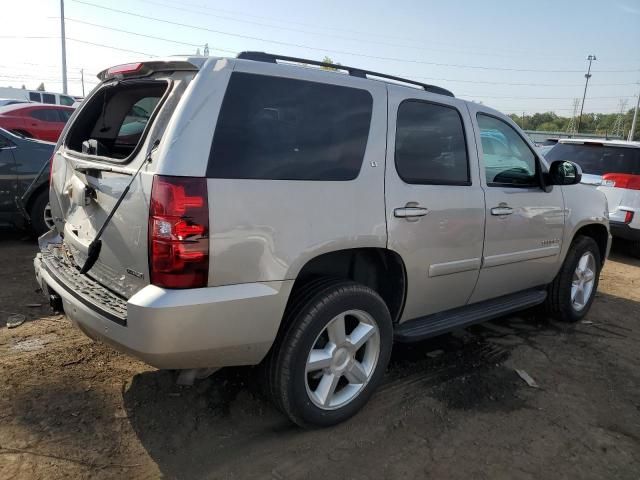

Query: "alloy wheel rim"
<box><xmin>305</xmin><ymin>309</ymin><xmax>380</xmax><ymax>410</ymax></box>
<box><xmin>43</xmin><ymin>203</ymin><xmax>54</xmax><ymax>229</ymax></box>
<box><xmin>571</xmin><ymin>251</ymin><xmax>596</xmax><ymax>311</ymax></box>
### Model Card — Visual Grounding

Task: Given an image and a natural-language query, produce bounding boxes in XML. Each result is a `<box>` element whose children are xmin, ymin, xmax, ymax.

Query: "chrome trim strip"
<box><xmin>428</xmin><ymin>257</ymin><xmax>482</xmax><ymax>277</ymax></box>
<box><xmin>483</xmin><ymin>245</ymin><xmax>560</xmax><ymax>268</ymax></box>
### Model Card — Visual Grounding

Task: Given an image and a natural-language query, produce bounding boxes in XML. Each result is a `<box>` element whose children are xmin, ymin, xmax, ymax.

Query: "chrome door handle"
<box><xmin>394</xmin><ymin>206</ymin><xmax>429</xmax><ymax>218</ymax></box>
<box><xmin>491</xmin><ymin>206</ymin><xmax>513</xmax><ymax>216</ymax></box>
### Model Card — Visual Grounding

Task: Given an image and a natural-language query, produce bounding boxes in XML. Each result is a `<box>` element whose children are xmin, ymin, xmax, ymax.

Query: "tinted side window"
<box><xmin>208</xmin><ymin>72</ymin><xmax>373</xmax><ymax>181</ymax></box>
<box><xmin>29</xmin><ymin>92</ymin><xmax>41</xmax><ymax>102</ymax></box>
<box><xmin>57</xmin><ymin>109</ymin><xmax>72</xmax><ymax>122</ymax></box>
<box><xmin>477</xmin><ymin>114</ymin><xmax>538</xmax><ymax>187</ymax></box>
<box><xmin>60</xmin><ymin>95</ymin><xmax>75</xmax><ymax>106</ymax></box>
<box><xmin>30</xmin><ymin>109</ymin><xmax>60</xmax><ymax>122</ymax></box>
<box><xmin>42</xmin><ymin>93</ymin><xmax>56</xmax><ymax>104</ymax></box>
<box><xmin>395</xmin><ymin>101</ymin><xmax>469</xmax><ymax>185</ymax></box>
<box><xmin>0</xmin><ymin>135</ymin><xmax>10</xmax><ymax>148</ymax></box>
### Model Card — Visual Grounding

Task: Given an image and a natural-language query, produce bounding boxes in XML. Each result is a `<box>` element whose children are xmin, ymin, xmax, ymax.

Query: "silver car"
<box><xmin>34</xmin><ymin>52</ymin><xmax>611</xmax><ymax>427</ymax></box>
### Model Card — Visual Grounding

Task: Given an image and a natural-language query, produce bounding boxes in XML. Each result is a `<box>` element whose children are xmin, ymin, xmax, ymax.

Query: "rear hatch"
<box><xmin>50</xmin><ymin>61</ymin><xmax>198</xmax><ymax>299</ymax></box>
<box><xmin>546</xmin><ymin>142</ymin><xmax>640</xmax><ymax>223</ymax></box>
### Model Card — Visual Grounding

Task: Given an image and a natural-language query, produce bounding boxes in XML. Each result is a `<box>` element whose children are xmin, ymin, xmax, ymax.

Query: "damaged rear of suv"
<box><xmin>35</xmin><ymin>53</ymin><xmax>610</xmax><ymax>427</ymax></box>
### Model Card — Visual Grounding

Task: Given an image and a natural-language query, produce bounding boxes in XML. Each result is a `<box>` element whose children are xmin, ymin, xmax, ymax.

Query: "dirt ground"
<box><xmin>1</xmin><ymin>231</ymin><xmax>639</xmax><ymax>480</ymax></box>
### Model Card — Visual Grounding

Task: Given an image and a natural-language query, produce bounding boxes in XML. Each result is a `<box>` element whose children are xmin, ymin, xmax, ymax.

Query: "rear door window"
<box><xmin>42</xmin><ymin>93</ymin><xmax>56</xmax><ymax>104</ymax></box>
<box><xmin>30</xmin><ymin>109</ymin><xmax>60</xmax><ymax>122</ymax></box>
<box><xmin>395</xmin><ymin>100</ymin><xmax>469</xmax><ymax>185</ymax></box>
<box><xmin>64</xmin><ymin>81</ymin><xmax>168</xmax><ymax>161</ymax></box>
<box><xmin>208</xmin><ymin>72</ymin><xmax>373</xmax><ymax>181</ymax></box>
<box><xmin>546</xmin><ymin>143</ymin><xmax>640</xmax><ymax>175</ymax></box>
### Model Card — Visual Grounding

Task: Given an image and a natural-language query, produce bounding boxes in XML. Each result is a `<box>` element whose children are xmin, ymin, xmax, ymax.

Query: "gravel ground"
<box><xmin>1</xmin><ymin>232</ymin><xmax>639</xmax><ymax>479</ymax></box>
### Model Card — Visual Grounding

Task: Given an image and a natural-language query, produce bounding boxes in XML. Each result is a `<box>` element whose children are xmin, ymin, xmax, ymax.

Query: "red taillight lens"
<box><xmin>624</xmin><ymin>210</ymin><xmax>634</xmax><ymax>224</ymax></box>
<box><xmin>602</xmin><ymin>173</ymin><xmax>640</xmax><ymax>190</ymax></box>
<box><xmin>149</xmin><ymin>176</ymin><xmax>209</xmax><ymax>289</ymax></box>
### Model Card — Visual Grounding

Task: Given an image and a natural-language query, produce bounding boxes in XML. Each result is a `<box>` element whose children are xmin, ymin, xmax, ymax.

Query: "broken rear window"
<box><xmin>64</xmin><ymin>80</ymin><xmax>168</xmax><ymax>161</ymax></box>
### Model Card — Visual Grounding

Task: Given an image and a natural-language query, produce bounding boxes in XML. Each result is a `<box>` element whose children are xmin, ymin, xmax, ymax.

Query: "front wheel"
<box><xmin>270</xmin><ymin>280</ymin><xmax>392</xmax><ymax>427</ymax></box>
<box><xmin>546</xmin><ymin>235</ymin><xmax>601</xmax><ymax>322</ymax></box>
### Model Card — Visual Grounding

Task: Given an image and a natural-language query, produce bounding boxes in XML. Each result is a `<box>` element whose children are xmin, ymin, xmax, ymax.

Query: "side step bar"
<box><xmin>394</xmin><ymin>289</ymin><xmax>547</xmax><ymax>343</ymax></box>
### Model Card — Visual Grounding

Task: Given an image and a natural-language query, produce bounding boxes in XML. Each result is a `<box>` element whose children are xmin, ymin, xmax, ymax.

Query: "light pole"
<box><xmin>60</xmin><ymin>0</ymin><xmax>68</xmax><ymax>94</ymax></box>
<box><xmin>629</xmin><ymin>84</ymin><xmax>640</xmax><ymax>142</ymax></box>
<box><xmin>577</xmin><ymin>54</ymin><xmax>596</xmax><ymax>134</ymax></box>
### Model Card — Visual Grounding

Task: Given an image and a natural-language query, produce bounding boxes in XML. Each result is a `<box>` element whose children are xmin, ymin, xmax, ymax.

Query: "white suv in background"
<box><xmin>546</xmin><ymin>139</ymin><xmax>640</xmax><ymax>256</ymax></box>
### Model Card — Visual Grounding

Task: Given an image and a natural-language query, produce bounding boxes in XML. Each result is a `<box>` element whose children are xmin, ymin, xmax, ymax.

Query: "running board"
<box><xmin>394</xmin><ymin>289</ymin><xmax>547</xmax><ymax>343</ymax></box>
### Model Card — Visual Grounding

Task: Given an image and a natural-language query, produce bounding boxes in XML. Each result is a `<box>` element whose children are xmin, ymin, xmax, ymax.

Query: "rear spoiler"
<box><xmin>97</xmin><ymin>60</ymin><xmax>200</xmax><ymax>82</ymax></box>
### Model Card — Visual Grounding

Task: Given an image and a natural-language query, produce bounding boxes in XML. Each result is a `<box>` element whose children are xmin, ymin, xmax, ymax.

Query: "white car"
<box><xmin>546</xmin><ymin>139</ymin><xmax>640</xmax><ymax>256</ymax></box>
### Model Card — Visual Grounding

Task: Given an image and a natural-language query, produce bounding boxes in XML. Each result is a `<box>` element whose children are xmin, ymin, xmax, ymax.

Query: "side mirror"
<box><xmin>548</xmin><ymin>160</ymin><xmax>582</xmax><ymax>186</ymax></box>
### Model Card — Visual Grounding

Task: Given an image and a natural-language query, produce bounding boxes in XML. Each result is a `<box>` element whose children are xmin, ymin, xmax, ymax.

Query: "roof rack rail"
<box><xmin>236</xmin><ymin>51</ymin><xmax>454</xmax><ymax>97</ymax></box>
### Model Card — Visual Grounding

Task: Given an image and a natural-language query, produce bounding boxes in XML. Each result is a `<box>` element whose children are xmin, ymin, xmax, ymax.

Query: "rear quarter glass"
<box><xmin>207</xmin><ymin>72</ymin><xmax>373</xmax><ymax>181</ymax></box>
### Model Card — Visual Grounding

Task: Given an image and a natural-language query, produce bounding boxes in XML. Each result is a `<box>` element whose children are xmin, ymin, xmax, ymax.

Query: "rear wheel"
<box><xmin>269</xmin><ymin>280</ymin><xmax>392</xmax><ymax>427</ymax></box>
<box><xmin>29</xmin><ymin>190</ymin><xmax>53</xmax><ymax>237</ymax></box>
<box><xmin>546</xmin><ymin>236</ymin><xmax>601</xmax><ymax>322</ymax></box>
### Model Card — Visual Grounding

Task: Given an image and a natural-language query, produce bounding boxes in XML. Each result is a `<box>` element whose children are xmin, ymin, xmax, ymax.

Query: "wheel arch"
<box><xmin>572</xmin><ymin>222</ymin><xmax>609</xmax><ymax>266</ymax></box>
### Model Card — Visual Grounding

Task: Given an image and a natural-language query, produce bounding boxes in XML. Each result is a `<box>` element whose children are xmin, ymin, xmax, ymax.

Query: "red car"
<box><xmin>0</xmin><ymin>104</ymin><xmax>74</xmax><ymax>142</ymax></box>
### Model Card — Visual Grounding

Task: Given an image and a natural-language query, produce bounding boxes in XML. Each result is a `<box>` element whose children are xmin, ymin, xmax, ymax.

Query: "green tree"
<box><xmin>321</xmin><ymin>56</ymin><xmax>341</xmax><ymax>71</ymax></box>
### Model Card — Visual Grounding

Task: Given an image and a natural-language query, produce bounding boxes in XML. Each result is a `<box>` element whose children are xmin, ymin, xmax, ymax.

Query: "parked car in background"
<box><xmin>0</xmin><ymin>104</ymin><xmax>74</xmax><ymax>142</ymax></box>
<box><xmin>546</xmin><ymin>139</ymin><xmax>640</xmax><ymax>256</ymax></box>
<box><xmin>0</xmin><ymin>128</ymin><xmax>54</xmax><ymax>235</ymax></box>
<box><xmin>0</xmin><ymin>87</ymin><xmax>76</xmax><ymax>106</ymax></box>
<box><xmin>35</xmin><ymin>53</ymin><xmax>610</xmax><ymax>427</ymax></box>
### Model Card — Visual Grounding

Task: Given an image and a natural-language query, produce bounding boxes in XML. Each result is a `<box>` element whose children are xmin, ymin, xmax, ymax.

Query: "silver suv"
<box><xmin>34</xmin><ymin>53</ymin><xmax>611</xmax><ymax>427</ymax></box>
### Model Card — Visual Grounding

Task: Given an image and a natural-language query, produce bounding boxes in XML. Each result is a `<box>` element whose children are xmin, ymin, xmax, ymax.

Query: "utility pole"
<box><xmin>577</xmin><ymin>54</ymin><xmax>596</xmax><ymax>134</ymax></box>
<box><xmin>80</xmin><ymin>69</ymin><xmax>85</xmax><ymax>97</ymax></box>
<box><xmin>629</xmin><ymin>85</ymin><xmax>640</xmax><ymax>142</ymax></box>
<box><xmin>60</xmin><ymin>0</ymin><xmax>68</xmax><ymax>94</ymax></box>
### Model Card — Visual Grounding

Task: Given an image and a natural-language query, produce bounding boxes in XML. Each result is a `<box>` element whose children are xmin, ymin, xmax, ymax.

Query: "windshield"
<box><xmin>546</xmin><ymin>143</ymin><xmax>640</xmax><ymax>175</ymax></box>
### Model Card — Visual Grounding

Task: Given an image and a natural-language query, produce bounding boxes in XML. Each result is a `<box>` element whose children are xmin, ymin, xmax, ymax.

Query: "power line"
<box><xmin>134</xmin><ymin>0</ymin><xmax>598</xmax><ymax>63</ymax></box>
<box><xmin>69</xmin><ymin>0</ymin><xmax>640</xmax><ymax>74</ymax></box>
<box><xmin>134</xmin><ymin>0</ymin><xmax>640</xmax><ymax>64</ymax></box>
<box><xmin>66</xmin><ymin>37</ymin><xmax>156</xmax><ymax>56</ymax></box>
<box><xmin>63</xmin><ymin>17</ymin><xmax>236</xmax><ymax>54</ymax></box>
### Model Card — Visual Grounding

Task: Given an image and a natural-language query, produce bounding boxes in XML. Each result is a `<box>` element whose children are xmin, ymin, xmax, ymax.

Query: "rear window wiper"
<box><xmin>80</xmin><ymin>139</ymin><xmax>159</xmax><ymax>274</ymax></box>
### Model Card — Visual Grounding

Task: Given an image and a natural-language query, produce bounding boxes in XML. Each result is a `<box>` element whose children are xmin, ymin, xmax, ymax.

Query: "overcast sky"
<box><xmin>2</xmin><ymin>0</ymin><xmax>639</xmax><ymax>115</ymax></box>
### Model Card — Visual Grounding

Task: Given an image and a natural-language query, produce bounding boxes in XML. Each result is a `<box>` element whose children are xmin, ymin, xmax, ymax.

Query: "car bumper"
<box><xmin>609</xmin><ymin>221</ymin><xmax>640</xmax><ymax>242</ymax></box>
<box><xmin>34</xmin><ymin>249</ymin><xmax>293</xmax><ymax>370</ymax></box>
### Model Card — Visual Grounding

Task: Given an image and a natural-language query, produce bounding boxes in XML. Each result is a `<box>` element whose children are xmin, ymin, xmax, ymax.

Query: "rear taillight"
<box><xmin>602</xmin><ymin>173</ymin><xmax>640</xmax><ymax>190</ymax></box>
<box><xmin>624</xmin><ymin>210</ymin><xmax>634</xmax><ymax>224</ymax></box>
<box><xmin>149</xmin><ymin>176</ymin><xmax>209</xmax><ymax>289</ymax></box>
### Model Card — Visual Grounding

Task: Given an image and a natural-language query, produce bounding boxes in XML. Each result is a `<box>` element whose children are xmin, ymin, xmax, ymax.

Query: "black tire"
<box><xmin>546</xmin><ymin>235</ymin><xmax>601</xmax><ymax>322</ymax></box>
<box><xmin>629</xmin><ymin>241</ymin><xmax>640</xmax><ymax>259</ymax></box>
<box><xmin>29</xmin><ymin>190</ymin><xmax>51</xmax><ymax>237</ymax></box>
<box><xmin>269</xmin><ymin>279</ymin><xmax>392</xmax><ymax>427</ymax></box>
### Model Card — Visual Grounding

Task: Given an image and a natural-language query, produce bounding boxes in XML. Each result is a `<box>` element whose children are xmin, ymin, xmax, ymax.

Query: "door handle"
<box><xmin>491</xmin><ymin>205</ymin><xmax>514</xmax><ymax>216</ymax></box>
<box><xmin>394</xmin><ymin>206</ymin><xmax>429</xmax><ymax>218</ymax></box>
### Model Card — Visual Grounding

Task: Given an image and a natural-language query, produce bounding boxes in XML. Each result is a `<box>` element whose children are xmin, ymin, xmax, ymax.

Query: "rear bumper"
<box><xmin>34</xmin><ymin>251</ymin><xmax>293</xmax><ymax>369</ymax></box>
<box><xmin>610</xmin><ymin>221</ymin><xmax>640</xmax><ymax>242</ymax></box>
